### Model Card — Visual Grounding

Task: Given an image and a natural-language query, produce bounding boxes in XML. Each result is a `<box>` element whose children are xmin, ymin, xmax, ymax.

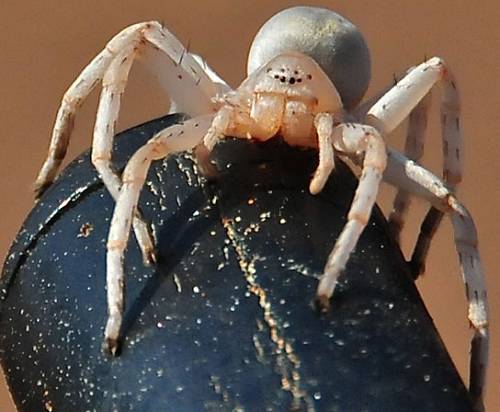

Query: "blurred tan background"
<box><xmin>0</xmin><ymin>1</ymin><xmax>498</xmax><ymax>410</ymax></box>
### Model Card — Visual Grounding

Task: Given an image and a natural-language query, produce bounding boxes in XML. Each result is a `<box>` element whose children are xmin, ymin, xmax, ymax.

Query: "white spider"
<box><xmin>34</xmin><ymin>6</ymin><xmax>488</xmax><ymax>410</ymax></box>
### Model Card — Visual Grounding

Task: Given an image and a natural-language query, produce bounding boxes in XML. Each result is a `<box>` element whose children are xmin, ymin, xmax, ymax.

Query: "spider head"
<box><xmin>255</xmin><ymin>51</ymin><xmax>343</xmax><ymax>114</ymax></box>
<box><xmin>235</xmin><ymin>51</ymin><xmax>343</xmax><ymax>145</ymax></box>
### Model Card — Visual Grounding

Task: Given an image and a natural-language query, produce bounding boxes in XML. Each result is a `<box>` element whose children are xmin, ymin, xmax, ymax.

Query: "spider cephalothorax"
<box><xmin>210</xmin><ymin>51</ymin><xmax>343</xmax><ymax>148</ymax></box>
<box><xmin>34</xmin><ymin>6</ymin><xmax>488</xmax><ymax>410</ymax></box>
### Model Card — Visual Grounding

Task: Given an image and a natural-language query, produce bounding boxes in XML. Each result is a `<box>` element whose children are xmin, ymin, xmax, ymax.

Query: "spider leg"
<box><xmin>161</xmin><ymin>52</ymin><xmax>231</xmax><ymax>115</ymax></box>
<box><xmin>203</xmin><ymin>106</ymin><xmax>234</xmax><ymax>151</ymax></box>
<box><xmin>89</xmin><ymin>45</ymin><xmax>157</xmax><ymax>264</ymax></box>
<box><xmin>350</xmin><ymin>65</ymin><xmax>414</xmax><ymax>120</ymax></box>
<box><xmin>388</xmin><ymin>93</ymin><xmax>431</xmax><ymax>241</ymax></box>
<box><xmin>141</xmin><ymin>30</ymin><xmax>229</xmax><ymax>115</ymax></box>
<box><xmin>309</xmin><ymin>113</ymin><xmax>335</xmax><ymax>195</ymax></box>
<box><xmin>105</xmin><ymin>114</ymin><xmax>214</xmax><ymax>355</ymax></box>
<box><xmin>35</xmin><ymin>21</ymin><xmax>221</xmax><ymax>198</ymax></box>
<box><xmin>409</xmin><ymin>206</ymin><xmax>444</xmax><ymax>277</ymax></box>
<box><xmin>384</xmin><ymin>148</ymin><xmax>488</xmax><ymax>411</ymax></box>
<box><xmin>350</xmin><ymin>85</ymin><xmax>392</xmax><ymax>121</ymax></box>
<box><xmin>315</xmin><ymin>121</ymin><xmax>387</xmax><ymax>309</ymax></box>
<box><xmin>351</xmin><ymin>68</ymin><xmax>429</xmax><ymax>243</ymax></box>
<box><xmin>202</xmin><ymin>102</ymin><xmax>282</xmax><ymax>151</ymax></box>
<box><xmin>365</xmin><ymin>57</ymin><xmax>462</xmax><ymax>275</ymax></box>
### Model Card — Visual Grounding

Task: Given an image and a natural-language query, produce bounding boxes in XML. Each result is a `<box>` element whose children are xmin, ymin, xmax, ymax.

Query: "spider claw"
<box><xmin>194</xmin><ymin>144</ymin><xmax>218</xmax><ymax>179</ymax></box>
<box><xmin>143</xmin><ymin>247</ymin><xmax>158</xmax><ymax>266</ymax></box>
<box><xmin>104</xmin><ymin>337</ymin><xmax>121</xmax><ymax>357</ymax></box>
<box><xmin>409</xmin><ymin>259</ymin><xmax>425</xmax><ymax>280</ymax></box>
<box><xmin>309</xmin><ymin>173</ymin><xmax>327</xmax><ymax>195</ymax></box>
<box><xmin>33</xmin><ymin>180</ymin><xmax>52</xmax><ymax>200</ymax></box>
<box><xmin>314</xmin><ymin>294</ymin><xmax>331</xmax><ymax>314</ymax></box>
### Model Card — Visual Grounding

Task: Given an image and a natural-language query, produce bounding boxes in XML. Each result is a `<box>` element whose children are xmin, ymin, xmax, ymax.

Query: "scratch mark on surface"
<box><xmin>286</xmin><ymin>259</ymin><xmax>321</xmax><ymax>279</ymax></box>
<box><xmin>208</xmin><ymin>375</ymin><xmax>244</xmax><ymax>411</ymax></box>
<box><xmin>252</xmin><ymin>333</ymin><xmax>267</xmax><ymax>364</ymax></box>
<box><xmin>222</xmin><ymin>218</ymin><xmax>315</xmax><ymax>411</ymax></box>
<box><xmin>172</xmin><ymin>273</ymin><xmax>182</xmax><ymax>293</ymax></box>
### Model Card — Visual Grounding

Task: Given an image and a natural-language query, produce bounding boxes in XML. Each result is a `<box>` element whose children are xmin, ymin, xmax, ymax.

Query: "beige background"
<box><xmin>0</xmin><ymin>1</ymin><xmax>498</xmax><ymax>410</ymax></box>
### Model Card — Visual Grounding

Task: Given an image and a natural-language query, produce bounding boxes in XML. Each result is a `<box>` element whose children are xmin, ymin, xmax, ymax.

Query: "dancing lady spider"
<box><xmin>33</xmin><ymin>6</ymin><xmax>488</xmax><ymax>410</ymax></box>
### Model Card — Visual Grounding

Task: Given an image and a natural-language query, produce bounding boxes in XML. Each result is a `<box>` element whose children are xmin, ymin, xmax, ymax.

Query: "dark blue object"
<box><xmin>0</xmin><ymin>115</ymin><xmax>474</xmax><ymax>411</ymax></box>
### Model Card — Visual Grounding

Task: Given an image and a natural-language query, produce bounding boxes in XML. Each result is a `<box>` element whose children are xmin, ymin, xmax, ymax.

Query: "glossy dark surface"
<box><xmin>0</xmin><ymin>115</ymin><xmax>473</xmax><ymax>411</ymax></box>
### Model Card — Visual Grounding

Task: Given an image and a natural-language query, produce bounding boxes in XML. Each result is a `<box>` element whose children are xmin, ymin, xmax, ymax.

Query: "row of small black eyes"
<box><xmin>274</xmin><ymin>75</ymin><xmax>301</xmax><ymax>84</ymax></box>
<box><xmin>266</xmin><ymin>67</ymin><xmax>313</xmax><ymax>84</ymax></box>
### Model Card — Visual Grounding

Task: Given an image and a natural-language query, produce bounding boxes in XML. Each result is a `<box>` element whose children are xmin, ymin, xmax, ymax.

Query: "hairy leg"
<box><xmin>384</xmin><ymin>148</ymin><xmax>488</xmax><ymax>409</ymax></box>
<box><xmin>35</xmin><ymin>21</ymin><xmax>220</xmax><ymax>197</ymax></box>
<box><xmin>315</xmin><ymin>122</ymin><xmax>387</xmax><ymax>309</ymax></box>
<box><xmin>388</xmin><ymin>93</ymin><xmax>431</xmax><ymax>241</ymax></box>
<box><xmin>105</xmin><ymin>115</ymin><xmax>214</xmax><ymax>355</ymax></box>
<box><xmin>365</xmin><ymin>57</ymin><xmax>462</xmax><ymax>274</ymax></box>
<box><xmin>309</xmin><ymin>113</ymin><xmax>335</xmax><ymax>195</ymax></box>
